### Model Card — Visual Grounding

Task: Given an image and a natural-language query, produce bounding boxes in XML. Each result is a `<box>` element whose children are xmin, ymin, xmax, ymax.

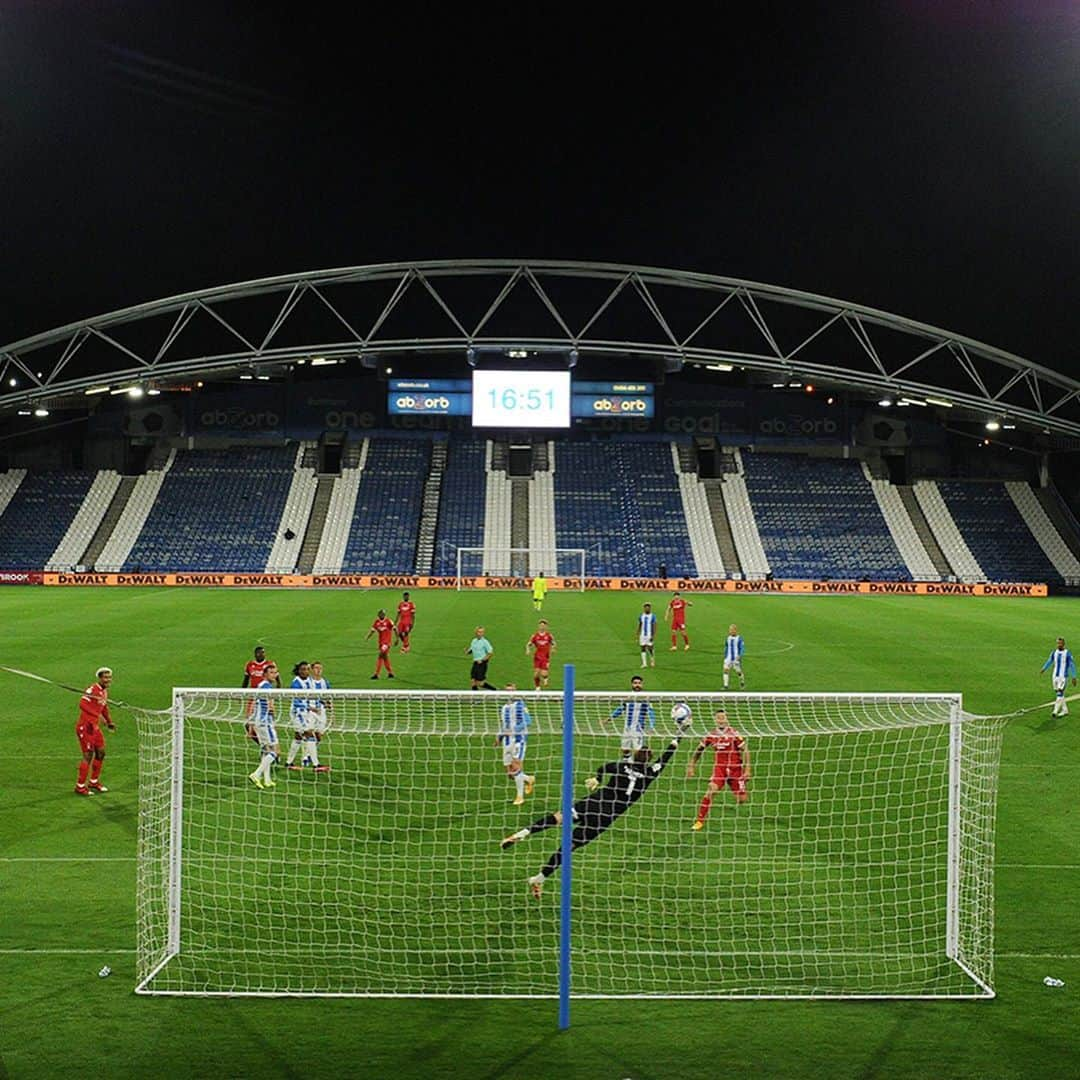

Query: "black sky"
<box><xmin>3</xmin><ymin>2</ymin><xmax>1078</xmax><ymax>374</ymax></box>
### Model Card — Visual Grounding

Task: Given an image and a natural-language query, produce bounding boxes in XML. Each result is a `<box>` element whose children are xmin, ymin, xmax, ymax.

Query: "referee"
<box><xmin>466</xmin><ymin>625</ymin><xmax>497</xmax><ymax>691</ymax></box>
<box><xmin>501</xmin><ymin>720</ymin><xmax>691</xmax><ymax>898</ymax></box>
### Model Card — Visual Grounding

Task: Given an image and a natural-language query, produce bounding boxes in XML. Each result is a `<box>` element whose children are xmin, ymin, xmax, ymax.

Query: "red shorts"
<box><xmin>533</xmin><ymin>656</ymin><xmax>550</xmax><ymax>671</ymax></box>
<box><xmin>76</xmin><ymin>722</ymin><xmax>106</xmax><ymax>753</ymax></box>
<box><xmin>712</xmin><ymin>768</ymin><xmax>746</xmax><ymax>795</ymax></box>
<box><xmin>671</xmin><ymin>620</ymin><xmax>686</xmax><ymax>631</ymax></box>
<box><xmin>398</xmin><ymin>622</ymin><xmax>413</xmax><ymax>636</ymax></box>
<box><xmin>378</xmin><ymin>642</ymin><xmax>391</xmax><ymax>654</ymax></box>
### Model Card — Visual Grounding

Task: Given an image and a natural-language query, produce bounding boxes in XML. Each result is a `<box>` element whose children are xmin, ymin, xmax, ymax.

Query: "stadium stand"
<box><xmin>741</xmin><ymin>451</ymin><xmax>909</xmax><ymax>580</ymax></box>
<box><xmin>553</xmin><ymin>442</ymin><xmax>695</xmax><ymax>577</ymax></box>
<box><xmin>47</xmin><ymin>470</ymin><xmax>123</xmax><ymax>570</ymax></box>
<box><xmin>433</xmin><ymin>439</ymin><xmax>487</xmax><ymax>575</ymax></box>
<box><xmin>121</xmin><ymin>447</ymin><xmax>294</xmax><ymax>572</ymax></box>
<box><xmin>673</xmin><ymin>444</ymin><xmax>726</xmax><ymax>577</ymax></box>
<box><xmin>913</xmin><ymin>480</ymin><xmax>986</xmax><ymax>582</ymax></box>
<box><xmin>937</xmin><ymin>480</ymin><xmax>1061</xmax><ymax>583</ymax></box>
<box><xmin>528</xmin><ymin>442</ymin><xmax>557</xmax><ymax>577</ymax></box>
<box><xmin>339</xmin><ymin>436</ymin><xmax>429</xmax><ymax>573</ymax></box>
<box><xmin>264</xmin><ymin>443</ymin><xmax>318</xmax><ymax>573</ymax></box>
<box><xmin>1006</xmin><ymin>481</ymin><xmax>1080</xmax><ymax>584</ymax></box>
<box><xmin>0</xmin><ymin>470</ymin><xmax>94</xmax><ymax>569</ymax></box>
<box><xmin>863</xmin><ymin>466</ymin><xmax>941</xmax><ymax>581</ymax></box>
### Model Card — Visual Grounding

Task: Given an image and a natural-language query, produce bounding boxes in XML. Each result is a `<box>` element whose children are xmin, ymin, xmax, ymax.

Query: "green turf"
<box><xmin>1</xmin><ymin>588</ymin><xmax>1078</xmax><ymax>1078</ymax></box>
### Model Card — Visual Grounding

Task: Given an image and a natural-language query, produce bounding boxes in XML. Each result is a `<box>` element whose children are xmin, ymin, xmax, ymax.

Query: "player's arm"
<box><xmin>651</xmin><ymin>735</ymin><xmax>683</xmax><ymax>774</ymax></box>
<box><xmin>1041</xmin><ymin>654</ymin><xmax>1053</xmax><ymax>672</ymax></box>
<box><xmin>585</xmin><ymin>761</ymin><xmax>618</xmax><ymax>790</ymax></box>
<box><xmin>646</xmin><ymin>703</ymin><xmax>656</xmax><ymax>730</ymax></box>
<box><xmin>664</xmin><ymin>604</ymin><xmax>672</xmax><ymax>624</ymax></box>
<box><xmin>687</xmin><ymin>738</ymin><xmax>708</xmax><ymax>777</ymax></box>
<box><xmin>739</xmin><ymin>738</ymin><xmax>751</xmax><ymax>779</ymax></box>
<box><xmin>366</xmin><ymin>625</ymin><xmax>375</xmax><ymax>640</ymax></box>
<box><xmin>102</xmin><ymin>703</ymin><xmax>116</xmax><ymax>731</ymax></box>
<box><xmin>241</xmin><ymin>671</ymin><xmax>251</xmax><ymax>689</ymax></box>
<box><xmin>525</xmin><ymin>638</ymin><xmax>533</xmax><ymax>656</ymax></box>
<box><xmin>606</xmin><ymin>704</ymin><xmax>625</xmax><ymax>724</ymax></box>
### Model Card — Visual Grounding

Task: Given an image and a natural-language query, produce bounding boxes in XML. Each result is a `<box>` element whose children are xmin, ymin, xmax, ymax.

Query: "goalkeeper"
<box><xmin>501</xmin><ymin>720</ymin><xmax>690</xmax><ymax>898</ymax></box>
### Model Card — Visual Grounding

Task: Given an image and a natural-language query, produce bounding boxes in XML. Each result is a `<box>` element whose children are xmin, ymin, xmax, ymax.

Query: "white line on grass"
<box><xmin>0</xmin><ymin>948</ymin><xmax>136</xmax><ymax>954</ymax></box>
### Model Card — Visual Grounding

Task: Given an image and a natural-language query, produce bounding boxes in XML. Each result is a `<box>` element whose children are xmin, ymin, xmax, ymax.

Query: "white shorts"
<box><xmin>255</xmin><ymin>721</ymin><xmax>277</xmax><ymax>750</ymax></box>
<box><xmin>620</xmin><ymin>729</ymin><xmax>645</xmax><ymax>752</ymax></box>
<box><xmin>639</xmin><ymin>634</ymin><xmax>654</xmax><ymax>647</ymax></box>
<box><xmin>309</xmin><ymin>707</ymin><xmax>329</xmax><ymax>735</ymax></box>
<box><xmin>501</xmin><ymin>737</ymin><xmax>527</xmax><ymax>766</ymax></box>
<box><xmin>724</xmin><ymin>659</ymin><xmax>742</xmax><ymax>673</ymax></box>
<box><xmin>1053</xmin><ymin>676</ymin><xmax>1067</xmax><ymax>692</ymax></box>
<box><xmin>291</xmin><ymin>710</ymin><xmax>311</xmax><ymax>735</ymax></box>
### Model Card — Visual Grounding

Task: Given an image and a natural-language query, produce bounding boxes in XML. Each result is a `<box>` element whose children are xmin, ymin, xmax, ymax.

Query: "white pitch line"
<box><xmin>0</xmin><ymin>948</ymin><xmax>136</xmax><ymax>955</ymax></box>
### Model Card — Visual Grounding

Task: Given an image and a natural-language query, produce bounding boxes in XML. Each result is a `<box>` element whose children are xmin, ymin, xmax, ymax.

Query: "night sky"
<box><xmin>3</xmin><ymin>2</ymin><xmax>1078</xmax><ymax>375</ymax></box>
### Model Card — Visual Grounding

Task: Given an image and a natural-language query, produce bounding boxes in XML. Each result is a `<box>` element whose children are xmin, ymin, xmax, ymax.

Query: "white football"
<box><xmin>670</xmin><ymin>702</ymin><xmax>692</xmax><ymax>725</ymax></box>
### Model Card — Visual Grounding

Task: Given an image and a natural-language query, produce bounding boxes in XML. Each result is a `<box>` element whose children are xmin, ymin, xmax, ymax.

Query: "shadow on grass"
<box><xmin>99</xmin><ymin>797</ymin><xmax>138</xmax><ymax>838</ymax></box>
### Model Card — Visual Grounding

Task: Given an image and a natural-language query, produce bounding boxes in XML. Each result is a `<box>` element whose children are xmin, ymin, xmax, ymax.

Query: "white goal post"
<box><xmin>455</xmin><ymin>547</ymin><xmax>586</xmax><ymax>588</ymax></box>
<box><xmin>135</xmin><ymin>686</ymin><xmax>1004</xmax><ymax>1000</ymax></box>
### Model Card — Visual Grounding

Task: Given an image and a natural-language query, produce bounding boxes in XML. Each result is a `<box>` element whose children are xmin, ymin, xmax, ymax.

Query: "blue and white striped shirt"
<box><xmin>611</xmin><ymin>697</ymin><xmax>656</xmax><ymax>733</ymax></box>
<box><xmin>290</xmin><ymin>675</ymin><xmax>314</xmax><ymax>718</ymax></box>
<box><xmin>724</xmin><ymin>634</ymin><xmax>745</xmax><ymax>663</ymax></box>
<box><xmin>254</xmin><ymin>678</ymin><xmax>275</xmax><ymax>724</ymax></box>
<box><xmin>1042</xmin><ymin>649</ymin><xmax>1077</xmax><ymax>681</ymax></box>
<box><xmin>638</xmin><ymin>612</ymin><xmax>657</xmax><ymax>641</ymax></box>
<box><xmin>499</xmin><ymin>699</ymin><xmax>531</xmax><ymax>745</ymax></box>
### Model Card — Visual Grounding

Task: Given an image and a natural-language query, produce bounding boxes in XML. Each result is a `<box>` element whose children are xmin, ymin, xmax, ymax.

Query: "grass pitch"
<box><xmin>1</xmin><ymin>587</ymin><xmax>1078</xmax><ymax>1078</ymax></box>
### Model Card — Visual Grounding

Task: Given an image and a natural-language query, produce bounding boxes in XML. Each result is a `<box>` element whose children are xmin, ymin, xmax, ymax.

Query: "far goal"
<box><xmin>455</xmin><ymin>547</ymin><xmax>586</xmax><ymax>588</ymax></box>
<box><xmin>135</xmin><ymin>686</ymin><xmax>1004</xmax><ymax>1000</ymax></box>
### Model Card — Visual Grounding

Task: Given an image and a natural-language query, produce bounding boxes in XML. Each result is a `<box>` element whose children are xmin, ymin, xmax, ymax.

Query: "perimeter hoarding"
<box><xmin>40</xmin><ymin>572</ymin><xmax>1047</xmax><ymax>596</ymax></box>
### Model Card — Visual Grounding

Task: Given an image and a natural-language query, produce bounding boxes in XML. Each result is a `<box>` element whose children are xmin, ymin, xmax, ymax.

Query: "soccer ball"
<box><xmin>670</xmin><ymin>702</ymin><xmax>692</xmax><ymax>726</ymax></box>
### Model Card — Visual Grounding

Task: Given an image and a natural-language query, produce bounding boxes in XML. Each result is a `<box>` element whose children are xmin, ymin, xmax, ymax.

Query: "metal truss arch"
<box><xmin>2</xmin><ymin>259</ymin><xmax>1077</xmax><ymax>436</ymax></box>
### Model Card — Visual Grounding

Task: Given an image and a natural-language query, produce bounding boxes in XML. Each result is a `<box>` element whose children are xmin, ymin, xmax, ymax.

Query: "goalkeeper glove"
<box><xmin>584</xmin><ymin>776</ymin><xmax>600</xmax><ymax>792</ymax></box>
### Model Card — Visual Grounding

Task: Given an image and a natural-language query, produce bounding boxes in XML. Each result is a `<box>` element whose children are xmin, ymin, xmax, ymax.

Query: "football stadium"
<box><xmin>0</xmin><ymin>260</ymin><xmax>1077</xmax><ymax>1077</ymax></box>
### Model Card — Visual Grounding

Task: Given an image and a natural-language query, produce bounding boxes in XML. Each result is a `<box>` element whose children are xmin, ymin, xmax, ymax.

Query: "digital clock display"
<box><xmin>471</xmin><ymin>370</ymin><xmax>571</xmax><ymax>428</ymax></box>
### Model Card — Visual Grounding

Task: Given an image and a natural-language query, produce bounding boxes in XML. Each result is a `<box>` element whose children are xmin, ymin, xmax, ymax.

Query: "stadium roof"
<box><xmin>2</xmin><ymin>259</ymin><xmax>1079</xmax><ymax>436</ymax></box>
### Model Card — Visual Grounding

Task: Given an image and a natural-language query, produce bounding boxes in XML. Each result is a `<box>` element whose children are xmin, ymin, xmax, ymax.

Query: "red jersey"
<box><xmin>373</xmin><ymin>617</ymin><xmax>395</xmax><ymax>647</ymax></box>
<box><xmin>529</xmin><ymin>631</ymin><xmax>554</xmax><ymax>665</ymax></box>
<box><xmin>396</xmin><ymin>601</ymin><xmax>416</xmax><ymax>627</ymax></box>
<box><xmin>703</xmin><ymin>728</ymin><xmax>745</xmax><ymax>771</ymax></box>
<box><xmin>668</xmin><ymin>597</ymin><xmax>688</xmax><ymax>624</ymax></box>
<box><xmin>79</xmin><ymin>682</ymin><xmax>111</xmax><ymax>728</ymax></box>
<box><xmin>245</xmin><ymin>659</ymin><xmax>273</xmax><ymax>687</ymax></box>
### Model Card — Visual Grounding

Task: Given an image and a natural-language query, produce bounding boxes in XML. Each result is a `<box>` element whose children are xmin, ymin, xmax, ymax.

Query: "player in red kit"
<box><xmin>366</xmin><ymin>609</ymin><xmax>397</xmax><ymax>679</ymax></box>
<box><xmin>75</xmin><ymin>666</ymin><xmax>116</xmax><ymax>795</ymax></box>
<box><xmin>526</xmin><ymin>619</ymin><xmax>557</xmax><ymax>690</ymax></box>
<box><xmin>687</xmin><ymin>709</ymin><xmax>749</xmax><ymax>829</ymax></box>
<box><xmin>665</xmin><ymin>592</ymin><xmax>692</xmax><ymax>650</ymax></box>
<box><xmin>242</xmin><ymin>644</ymin><xmax>278</xmax><ymax>742</ymax></box>
<box><xmin>396</xmin><ymin>592</ymin><xmax>416</xmax><ymax>653</ymax></box>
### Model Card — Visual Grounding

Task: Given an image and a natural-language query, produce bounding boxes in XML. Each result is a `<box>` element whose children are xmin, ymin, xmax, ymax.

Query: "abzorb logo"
<box><xmin>394</xmin><ymin>394</ymin><xmax>452</xmax><ymax>413</ymax></box>
<box><xmin>200</xmin><ymin>406</ymin><xmax>281</xmax><ymax>430</ymax></box>
<box><xmin>758</xmin><ymin>414</ymin><xmax>838</xmax><ymax>437</ymax></box>
<box><xmin>588</xmin><ymin>397</ymin><xmax>649</xmax><ymax>414</ymax></box>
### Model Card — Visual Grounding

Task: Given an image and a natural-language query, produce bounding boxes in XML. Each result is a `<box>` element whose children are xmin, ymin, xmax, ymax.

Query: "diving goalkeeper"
<box><xmin>500</xmin><ymin>719</ymin><xmax>690</xmax><ymax>898</ymax></box>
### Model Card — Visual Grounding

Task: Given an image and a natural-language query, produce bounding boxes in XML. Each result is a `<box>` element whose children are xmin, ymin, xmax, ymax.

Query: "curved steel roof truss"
<box><xmin>1</xmin><ymin>259</ymin><xmax>1077</xmax><ymax>435</ymax></box>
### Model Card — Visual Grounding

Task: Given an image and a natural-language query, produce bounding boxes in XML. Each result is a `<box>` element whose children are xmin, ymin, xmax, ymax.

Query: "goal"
<box><xmin>135</xmin><ymin>686</ymin><xmax>1004</xmax><ymax>1000</ymax></box>
<box><xmin>455</xmin><ymin>547</ymin><xmax>586</xmax><ymax>588</ymax></box>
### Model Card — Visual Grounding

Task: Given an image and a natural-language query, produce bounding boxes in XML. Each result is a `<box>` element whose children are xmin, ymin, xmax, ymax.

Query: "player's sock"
<box><xmin>514</xmin><ymin>772</ymin><xmax>526</xmax><ymax>799</ymax></box>
<box><xmin>528</xmin><ymin>813</ymin><xmax>558</xmax><ymax>833</ymax></box>
<box><xmin>534</xmin><ymin>673</ymin><xmax>541</xmax><ymax>688</ymax></box>
<box><xmin>90</xmin><ymin>759</ymin><xmax>103</xmax><ymax>783</ymax></box>
<box><xmin>723</xmin><ymin>673</ymin><xmax>730</xmax><ymax>688</ymax></box>
<box><xmin>740</xmin><ymin>676</ymin><xmax>746</xmax><ymax>688</ymax></box>
<box><xmin>286</xmin><ymin>740</ymin><xmax>301</xmax><ymax>765</ymax></box>
<box><xmin>697</xmin><ymin>793</ymin><xmax>713</xmax><ymax>822</ymax></box>
<box><xmin>77</xmin><ymin>761</ymin><xmax>90</xmax><ymax>787</ymax></box>
<box><xmin>524</xmin><ymin>774</ymin><xmax>535</xmax><ymax>796</ymax></box>
<box><xmin>258</xmin><ymin>753</ymin><xmax>275</xmax><ymax>782</ymax></box>
<box><xmin>306</xmin><ymin>737</ymin><xmax>319</xmax><ymax>767</ymax></box>
<box><xmin>640</xmin><ymin>651</ymin><xmax>647</xmax><ymax>667</ymax></box>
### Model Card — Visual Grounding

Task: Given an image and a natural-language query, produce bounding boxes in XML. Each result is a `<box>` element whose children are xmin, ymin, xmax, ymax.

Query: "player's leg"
<box><xmin>737</xmin><ymin>660</ymin><xmax>745</xmax><ymax>688</ymax></box>
<box><xmin>304</xmin><ymin>731</ymin><xmax>319</xmax><ymax>768</ymax></box>
<box><xmin>670</xmin><ymin>627</ymin><xmax>677</xmax><ymax>649</ymax></box>
<box><xmin>311</xmin><ymin>715</ymin><xmax>330</xmax><ymax>771</ymax></box>
<box><xmin>88</xmin><ymin>736</ymin><xmax>108</xmax><ymax>792</ymax></box>
<box><xmin>529</xmin><ymin>823</ymin><xmax>596</xmax><ymax>896</ymax></box>
<box><xmin>286</xmin><ymin>730</ymin><xmax>304</xmax><ymax>768</ymax></box>
<box><xmin>728</xmin><ymin>772</ymin><xmax>748</xmax><ymax>803</ymax></box>
<box><xmin>75</xmin><ymin>724</ymin><xmax>94</xmax><ymax>793</ymax></box>
<box><xmin>723</xmin><ymin>660</ymin><xmax>730</xmax><ymax>688</ymax></box>
<box><xmin>693</xmin><ymin>779</ymin><xmax>720</xmax><ymax>829</ymax></box>
<box><xmin>682</xmin><ymin>627</ymin><xmax>690</xmax><ymax>649</ymax></box>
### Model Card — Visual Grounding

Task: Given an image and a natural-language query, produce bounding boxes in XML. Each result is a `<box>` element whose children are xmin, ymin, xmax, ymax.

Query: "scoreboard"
<box><xmin>387</xmin><ymin>376</ymin><xmax>655</xmax><ymax>424</ymax></box>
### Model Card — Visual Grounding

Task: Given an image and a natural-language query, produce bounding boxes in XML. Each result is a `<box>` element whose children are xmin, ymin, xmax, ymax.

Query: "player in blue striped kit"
<box><xmin>496</xmin><ymin>685</ymin><xmax>536</xmax><ymax>805</ymax></box>
<box><xmin>1041</xmin><ymin>637</ymin><xmax>1077</xmax><ymax>717</ymax></box>
<box><xmin>285</xmin><ymin>661</ymin><xmax>316</xmax><ymax>771</ymax></box>
<box><xmin>607</xmin><ymin>675</ymin><xmax>656</xmax><ymax>757</ymax></box>
<box><xmin>249</xmin><ymin>663</ymin><xmax>279</xmax><ymax>789</ymax></box>
<box><xmin>638</xmin><ymin>603</ymin><xmax>657</xmax><ymax>668</ymax></box>
<box><xmin>723</xmin><ymin>623</ymin><xmax>746</xmax><ymax>689</ymax></box>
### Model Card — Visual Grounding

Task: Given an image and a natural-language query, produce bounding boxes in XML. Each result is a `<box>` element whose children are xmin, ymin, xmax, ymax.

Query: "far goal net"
<box><xmin>455</xmin><ymin>547</ymin><xmax>586</xmax><ymax>588</ymax></box>
<box><xmin>136</xmin><ymin>688</ymin><xmax>1003</xmax><ymax>999</ymax></box>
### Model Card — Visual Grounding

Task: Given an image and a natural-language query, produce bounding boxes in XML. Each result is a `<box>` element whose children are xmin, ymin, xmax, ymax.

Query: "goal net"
<box><xmin>136</xmin><ymin>688</ymin><xmax>1004</xmax><ymax>999</ymax></box>
<box><xmin>455</xmin><ymin>547</ymin><xmax>585</xmax><ymax>587</ymax></box>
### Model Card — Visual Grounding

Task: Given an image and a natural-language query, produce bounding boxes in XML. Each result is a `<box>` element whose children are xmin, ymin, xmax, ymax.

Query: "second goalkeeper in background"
<box><xmin>501</xmin><ymin>715</ymin><xmax>691</xmax><ymax>898</ymax></box>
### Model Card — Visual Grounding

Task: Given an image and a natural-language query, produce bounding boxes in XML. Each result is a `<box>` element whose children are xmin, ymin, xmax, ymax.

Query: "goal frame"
<box><xmin>136</xmin><ymin>685</ymin><xmax>998</xmax><ymax>1005</ymax></box>
<box><xmin>454</xmin><ymin>546</ymin><xmax>586</xmax><ymax>589</ymax></box>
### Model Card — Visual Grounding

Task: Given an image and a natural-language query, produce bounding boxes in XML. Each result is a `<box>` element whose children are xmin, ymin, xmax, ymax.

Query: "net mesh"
<box><xmin>136</xmin><ymin>689</ymin><xmax>1004</xmax><ymax>997</ymax></box>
